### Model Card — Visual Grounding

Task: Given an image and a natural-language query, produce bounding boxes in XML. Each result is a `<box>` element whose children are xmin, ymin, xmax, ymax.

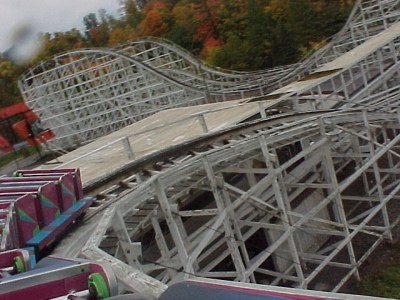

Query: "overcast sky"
<box><xmin>0</xmin><ymin>0</ymin><xmax>121</xmax><ymax>57</ymax></box>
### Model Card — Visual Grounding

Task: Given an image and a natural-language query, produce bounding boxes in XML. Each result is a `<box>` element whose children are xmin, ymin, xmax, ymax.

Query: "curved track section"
<box><xmin>19</xmin><ymin>50</ymin><xmax>221</xmax><ymax>149</ymax></box>
<box><xmin>114</xmin><ymin>37</ymin><xmax>298</xmax><ymax>95</ymax></box>
<box><xmin>80</xmin><ymin>107</ymin><xmax>400</xmax><ymax>297</ymax></box>
<box><xmin>277</xmin><ymin>0</ymin><xmax>400</xmax><ymax>86</ymax></box>
<box><xmin>115</xmin><ymin>0</ymin><xmax>400</xmax><ymax>96</ymax></box>
<box><xmin>25</xmin><ymin>1</ymin><xmax>400</xmax><ymax>296</ymax></box>
<box><xmin>72</xmin><ymin>2</ymin><xmax>400</xmax><ymax>295</ymax></box>
<box><xmin>18</xmin><ymin>0</ymin><xmax>399</xmax><ymax>151</ymax></box>
<box><xmin>268</xmin><ymin>21</ymin><xmax>400</xmax><ymax>114</ymax></box>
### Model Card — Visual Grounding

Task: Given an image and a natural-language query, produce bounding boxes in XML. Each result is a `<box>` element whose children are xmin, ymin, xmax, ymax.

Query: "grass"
<box><xmin>353</xmin><ymin>241</ymin><xmax>400</xmax><ymax>299</ymax></box>
<box><xmin>355</xmin><ymin>266</ymin><xmax>400</xmax><ymax>298</ymax></box>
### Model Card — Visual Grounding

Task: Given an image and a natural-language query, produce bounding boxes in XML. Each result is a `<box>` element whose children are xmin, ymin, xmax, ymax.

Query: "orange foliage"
<box><xmin>193</xmin><ymin>0</ymin><xmax>221</xmax><ymax>43</ymax></box>
<box><xmin>199</xmin><ymin>36</ymin><xmax>223</xmax><ymax>58</ymax></box>
<box><xmin>172</xmin><ymin>2</ymin><xmax>197</xmax><ymax>26</ymax></box>
<box><xmin>138</xmin><ymin>1</ymin><xmax>169</xmax><ymax>37</ymax></box>
<box><xmin>108</xmin><ymin>26</ymin><xmax>137</xmax><ymax>46</ymax></box>
<box><xmin>143</xmin><ymin>1</ymin><xmax>167</xmax><ymax>11</ymax></box>
<box><xmin>88</xmin><ymin>28</ymin><xmax>101</xmax><ymax>44</ymax></box>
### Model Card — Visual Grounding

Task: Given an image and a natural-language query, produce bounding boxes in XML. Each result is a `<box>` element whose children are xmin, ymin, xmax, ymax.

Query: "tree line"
<box><xmin>0</xmin><ymin>0</ymin><xmax>355</xmax><ymax>107</ymax></box>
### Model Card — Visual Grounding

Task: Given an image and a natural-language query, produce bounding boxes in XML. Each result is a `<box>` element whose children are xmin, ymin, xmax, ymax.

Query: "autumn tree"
<box><xmin>209</xmin><ymin>0</ymin><xmax>275</xmax><ymax>70</ymax></box>
<box><xmin>83</xmin><ymin>10</ymin><xmax>111</xmax><ymax>46</ymax></box>
<box><xmin>167</xmin><ymin>0</ymin><xmax>200</xmax><ymax>51</ymax></box>
<box><xmin>138</xmin><ymin>2</ymin><xmax>170</xmax><ymax>37</ymax></box>
<box><xmin>192</xmin><ymin>0</ymin><xmax>223</xmax><ymax>58</ymax></box>
<box><xmin>217</xmin><ymin>0</ymin><xmax>247</xmax><ymax>40</ymax></box>
<box><xmin>108</xmin><ymin>26</ymin><xmax>138</xmax><ymax>46</ymax></box>
<box><xmin>83</xmin><ymin>13</ymin><xmax>99</xmax><ymax>39</ymax></box>
<box><xmin>1</xmin><ymin>0</ymin><xmax>357</xmax><ymax>102</ymax></box>
<box><xmin>32</xmin><ymin>30</ymin><xmax>84</xmax><ymax>64</ymax></box>
<box><xmin>121</xmin><ymin>0</ymin><xmax>143</xmax><ymax>28</ymax></box>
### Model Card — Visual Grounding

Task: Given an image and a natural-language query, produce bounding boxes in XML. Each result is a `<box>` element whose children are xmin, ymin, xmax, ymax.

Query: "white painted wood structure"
<box><xmin>19</xmin><ymin>0</ymin><xmax>399</xmax><ymax>151</ymax></box>
<box><xmin>21</xmin><ymin>0</ymin><xmax>400</xmax><ymax>298</ymax></box>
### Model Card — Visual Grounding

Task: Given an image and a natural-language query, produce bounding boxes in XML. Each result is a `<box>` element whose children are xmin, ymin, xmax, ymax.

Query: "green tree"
<box><xmin>269</xmin><ymin>20</ymin><xmax>299</xmax><ymax>66</ymax></box>
<box><xmin>121</xmin><ymin>0</ymin><xmax>143</xmax><ymax>28</ymax></box>
<box><xmin>0</xmin><ymin>59</ymin><xmax>24</xmax><ymax>107</ymax></box>
<box><xmin>8</xmin><ymin>0</ymin><xmax>357</xmax><ymax>90</ymax></box>
<box><xmin>83</xmin><ymin>11</ymin><xmax>110</xmax><ymax>46</ymax></box>
<box><xmin>314</xmin><ymin>0</ymin><xmax>354</xmax><ymax>39</ymax></box>
<box><xmin>244</xmin><ymin>0</ymin><xmax>274</xmax><ymax>69</ymax></box>
<box><xmin>285</xmin><ymin>0</ymin><xmax>318</xmax><ymax>46</ymax></box>
<box><xmin>167</xmin><ymin>1</ymin><xmax>200</xmax><ymax>51</ymax></box>
<box><xmin>217</xmin><ymin>0</ymin><xmax>247</xmax><ymax>40</ymax></box>
<box><xmin>83</xmin><ymin>13</ymin><xmax>99</xmax><ymax>32</ymax></box>
<box><xmin>210</xmin><ymin>0</ymin><xmax>274</xmax><ymax>70</ymax></box>
<box><xmin>35</xmin><ymin>30</ymin><xmax>85</xmax><ymax>62</ymax></box>
<box><xmin>208</xmin><ymin>35</ymin><xmax>247</xmax><ymax>69</ymax></box>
